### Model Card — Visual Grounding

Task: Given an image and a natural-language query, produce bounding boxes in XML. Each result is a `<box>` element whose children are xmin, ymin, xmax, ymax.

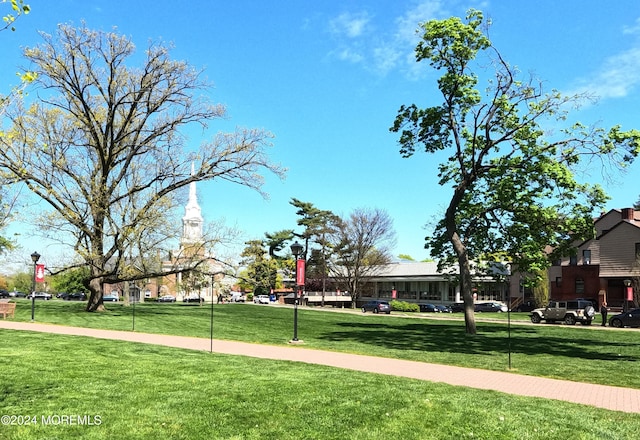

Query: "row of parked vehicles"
<box><xmin>361</xmin><ymin>299</ymin><xmax>640</xmax><ymax>326</ymax></box>
<box><xmin>360</xmin><ymin>300</ymin><xmax>510</xmax><ymax>314</ymax></box>
<box><xmin>0</xmin><ymin>290</ymin><xmax>89</xmax><ymax>300</ymax></box>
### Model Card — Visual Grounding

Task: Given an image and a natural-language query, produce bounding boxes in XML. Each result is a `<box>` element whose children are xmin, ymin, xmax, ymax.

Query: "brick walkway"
<box><xmin>2</xmin><ymin>320</ymin><xmax>640</xmax><ymax>413</ymax></box>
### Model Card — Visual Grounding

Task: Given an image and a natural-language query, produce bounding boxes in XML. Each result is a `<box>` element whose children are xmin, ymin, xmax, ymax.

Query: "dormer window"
<box><xmin>583</xmin><ymin>250</ymin><xmax>591</xmax><ymax>265</ymax></box>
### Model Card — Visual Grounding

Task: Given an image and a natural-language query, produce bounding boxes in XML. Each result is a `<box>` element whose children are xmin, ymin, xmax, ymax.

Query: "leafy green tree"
<box><xmin>1</xmin><ymin>0</ymin><xmax>30</xmax><ymax>32</ymax></box>
<box><xmin>397</xmin><ymin>254</ymin><xmax>415</xmax><ymax>261</ymax></box>
<box><xmin>531</xmin><ymin>268</ymin><xmax>549</xmax><ymax>307</ymax></box>
<box><xmin>240</xmin><ymin>240</ymin><xmax>278</xmax><ymax>296</ymax></box>
<box><xmin>180</xmin><ymin>270</ymin><xmax>208</xmax><ymax>302</ymax></box>
<box><xmin>289</xmin><ymin>198</ymin><xmax>340</xmax><ymax>305</ymax></box>
<box><xmin>0</xmin><ymin>24</ymin><xmax>283</xmax><ymax>311</ymax></box>
<box><xmin>265</xmin><ymin>229</ymin><xmax>295</xmax><ymax>259</ymax></box>
<box><xmin>49</xmin><ymin>266</ymin><xmax>90</xmax><ymax>294</ymax></box>
<box><xmin>391</xmin><ymin>10</ymin><xmax>640</xmax><ymax>334</ymax></box>
<box><xmin>0</xmin><ymin>0</ymin><xmax>33</xmax><ymax>254</ymax></box>
<box><xmin>8</xmin><ymin>271</ymin><xmax>30</xmax><ymax>293</ymax></box>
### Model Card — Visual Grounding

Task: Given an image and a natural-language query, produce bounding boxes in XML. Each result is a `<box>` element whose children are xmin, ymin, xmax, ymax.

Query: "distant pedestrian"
<box><xmin>601</xmin><ymin>300</ymin><xmax>608</xmax><ymax>326</ymax></box>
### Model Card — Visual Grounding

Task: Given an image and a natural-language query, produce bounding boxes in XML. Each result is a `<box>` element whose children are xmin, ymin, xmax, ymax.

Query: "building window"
<box><xmin>636</xmin><ymin>243</ymin><xmax>640</xmax><ymax>261</ymax></box>
<box><xmin>575</xmin><ymin>278</ymin><xmax>585</xmax><ymax>294</ymax></box>
<box><xmin>556</xmin><ymin>277</ymin><xmax>562</xmax><ymax>287</ymax></box>
<box><xmin>569</xmin><ymin>255</ymin><xmax>577</xmax><ymax>265</ymax></box>
<box><xmin>583</xmin><ymin>250</ymin><xmax>591</xmax><ymax>265</ymax></box>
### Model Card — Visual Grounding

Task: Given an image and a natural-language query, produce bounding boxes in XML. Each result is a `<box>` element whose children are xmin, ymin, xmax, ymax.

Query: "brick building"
<box><xmin>547</xmin><ymin>208</ymin><xmax>640</xmax><ymax>310</ymax></box>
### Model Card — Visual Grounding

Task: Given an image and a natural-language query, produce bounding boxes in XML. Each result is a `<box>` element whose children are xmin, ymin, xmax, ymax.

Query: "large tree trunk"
<box><xmin>86</xmin><ymin>275</ymin><xmax>105</xmax><ymax>312</ymax></box>
<box><xmin>459</xmin><ymin>256</ymin><xmax>477</xmax><ymax>335</ymax></box>
<box><xmin>446</xmin><ymin>197</ymin><xmax>477</xmax><ymax>335</ymax></box>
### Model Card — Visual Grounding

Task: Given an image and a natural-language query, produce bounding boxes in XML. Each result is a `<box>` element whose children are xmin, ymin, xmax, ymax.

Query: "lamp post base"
<box><xmin>288</xmin><ymin>339</ymin><xmax>305</xmax><ymax>345</ymax></box>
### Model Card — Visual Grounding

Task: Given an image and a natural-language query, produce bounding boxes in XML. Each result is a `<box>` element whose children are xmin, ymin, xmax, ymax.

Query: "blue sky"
<box><xmin>2</xmin><ymin>0</ymin><xmax>640</xmax><ymax>269</ymax></box>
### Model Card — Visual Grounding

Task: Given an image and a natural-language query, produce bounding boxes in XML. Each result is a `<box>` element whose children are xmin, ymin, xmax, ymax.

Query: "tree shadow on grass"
<box><xmin>319</xmin><ymin>321</ymin><xmax>640</xmax><ymax>362</ymax></box>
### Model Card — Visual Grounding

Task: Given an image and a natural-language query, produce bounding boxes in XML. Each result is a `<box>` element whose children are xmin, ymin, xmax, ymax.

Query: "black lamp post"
<box><xmin>210</xmin><ymin>273</ymin><xmax>215</xmax><ymax>353</ymax></box>
<box><xmin>290</xmin><ymin>241</ymin><xmax>304</xmax><ymax>343</ymax></box>
<box><xmin>30</xmin><ymin>251</ymin><xmax>40</xmax><ymax>322</ymax></box>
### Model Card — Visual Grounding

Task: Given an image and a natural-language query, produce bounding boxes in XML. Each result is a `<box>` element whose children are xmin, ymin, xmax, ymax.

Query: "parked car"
<box><xmin>361</xmin><ymin>300</ymin><xmax>391</xmax><ymax>314</ymax></box>
<box><xmin>230</xmin><ymin>293</ymin><xmax>246</xmax><ymax>303</ymax></box>
<box><xmin>450</xmin><ymin>303</ymin><xmax>465</xmax><ymax>313</ymax></box>
<box><xmin>184</xmin><ymin>295</ymin><xmax>204</xmax><ymax>303</ymax></box>
<box><xmin>65</xmin><ymin>292</ymin><xmax>87</xmax><ymax>301</ymax></box>
<box><xmin>435</xmin><ymin>304</ymin><xmax>452</xmax><ymax>313</ymax></box>
<box><xmin>419</xmin><ymin>303</ymin><xmax>439</xmax><ymax>312</ymax></box>
<box><xmin>254</xmin><ymin>295</ymin><xmax>270</xmax><ymax>304</ymax></box>
<box><xmin>27</xmin><ymin>292</ymin><xmax>52</xmax><ymax>300</ymax></box>
<box><xmin>609</xmin><ymin>309</ymin><xmax>640</xmax><ymax>328</ymax></box>
<box><xmin>0</xmin><ymin>289</ymin><xmax>9</xmax><ymax>298</ymax></box>
<box><xmin>9</xmin><ymin>291</ymin><xmax>26</xmax><ymax>298</ymax></box>
<box><xmin>102</xmin><ymin>294</ymin><xmax>119</xmax><ymax>302</ymax></box>
<box><xmin>530</xmin><ymin>299</ymin><xmax>595</xmax><ymax>325</ymax></box>
<box><xmin>56</xmin><ymin>292</ymin><xmax>69</xmax><ymax>299</ymax></box>
<box><xmin>158</xmin><ymin>295</ymin><xmax>176</xmax><ymax>303</ymax></box>
<box><xmin>474</xmin><ymin>302</ymin><xmax>508</xmax><ymax>313</ymax></box>
<box><xmin>514</xmin><ymin>300</ymin><xmax>537</xmax><ymax>312</ymax></box>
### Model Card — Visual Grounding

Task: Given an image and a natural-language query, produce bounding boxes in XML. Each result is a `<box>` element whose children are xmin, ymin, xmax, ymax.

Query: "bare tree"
<box><xmin>330</xmin><ymin>208</ymin><xmax>396</xmax><ymax>308</ymax></box>
<box><xmin>0</xmin><ymin>24</ymin><xmax>284</xmax><ymax>311</ymax></box>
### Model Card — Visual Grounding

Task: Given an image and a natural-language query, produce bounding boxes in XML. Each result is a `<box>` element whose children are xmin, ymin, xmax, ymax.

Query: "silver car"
<box><xmin>530</xmin><ymin>300</ymin><xmax>595</xmax><ymax>325</ymax></box>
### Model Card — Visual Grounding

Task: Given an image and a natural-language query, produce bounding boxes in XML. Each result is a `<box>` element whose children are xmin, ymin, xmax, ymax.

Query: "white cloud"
<box><xmin>565</xmin><ymin>15</ymin><xmax>640</xmax><ymax>102</ymax></box>
<box><xmin>623</xmin><ymin>17</ymin><xmax>640</xmax><ymax>35</ymax></box>
<box><xmin>394</xmin><ymin>0</ymin><xmax>446</xmax><ymax>45</ymax></box>
<box><xmin>329</xmin><ymin>12</ymin><xmax>371</xmax><ymax>38</ymax></box>
<box><xmin>569</xmin><ymin>45</ymin><xmax>640</xmax><ymax>102</ymax></box>
<box><xmin>335</xmin><ymin>47</ymin><xmax>365</xmax><ymax>64</ymax></box>
<box><xmin>326</xmin><ymin>1</ymin><xmax>450</xmax><ymax>76</ymax></box>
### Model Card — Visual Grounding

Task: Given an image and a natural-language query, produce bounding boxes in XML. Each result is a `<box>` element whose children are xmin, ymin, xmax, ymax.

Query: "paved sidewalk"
<box><xmin>2</xmin><ymin>320</ymin><xmax>640</xmax><ymax>414</ymax></box>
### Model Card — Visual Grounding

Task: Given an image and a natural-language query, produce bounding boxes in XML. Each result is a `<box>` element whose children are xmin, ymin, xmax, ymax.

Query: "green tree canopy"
<box><xmin>239</xmin><ymin>240</ymin><xmax>279</xmax><ymax>296</ymax></box>
<box><xmin>391</xmin><ymin>10</ymin><xmax>640</xmax><ymax>334</ymax></box>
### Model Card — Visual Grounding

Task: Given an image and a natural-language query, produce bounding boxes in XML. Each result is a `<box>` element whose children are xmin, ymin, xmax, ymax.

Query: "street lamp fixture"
<box><xmin>290</xmin><ymin>241</ymin><xmax>304</xmax><ymax>343</ymax></box>
<box><xmin>30</xmin><ymin>251</ymin><xmax>41</xmax><ymax>322</ymax></box>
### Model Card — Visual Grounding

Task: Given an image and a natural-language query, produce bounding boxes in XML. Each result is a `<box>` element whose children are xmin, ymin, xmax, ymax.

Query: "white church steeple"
<box><xmin>182</xmin><ymin>162</ymin><xmax>203</xmax><ymax>244</ymax></box>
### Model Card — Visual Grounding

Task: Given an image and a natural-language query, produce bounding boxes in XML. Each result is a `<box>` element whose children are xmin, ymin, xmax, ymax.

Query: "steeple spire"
<box><xmin>182</xmin><ymin>162</ymin><xmax>203</xmax><ymax>244</ymax></box>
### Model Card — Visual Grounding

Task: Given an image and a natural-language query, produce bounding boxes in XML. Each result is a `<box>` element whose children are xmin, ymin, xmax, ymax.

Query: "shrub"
<box><xmin>390</xmin><ymin>300</ymin><xmax>419</xmax><ymax>312</ymax></box>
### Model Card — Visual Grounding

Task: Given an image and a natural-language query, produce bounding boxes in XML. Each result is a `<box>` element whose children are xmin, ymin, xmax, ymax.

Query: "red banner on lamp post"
<box><xmin>296</xmin><ymin>259</ymin><xmax>305</xmax><ymax>286</ymax></box>
<box><xmin>35</xmin><ymin>264</ymin><xmax>45</xmax><ymax>283</ymax></box>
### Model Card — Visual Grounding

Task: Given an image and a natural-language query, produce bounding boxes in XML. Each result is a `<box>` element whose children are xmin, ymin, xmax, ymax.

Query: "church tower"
<box><xmin>181</xmin><ymin>163</ymin><xmax>204</xmax><ymax>246</ymax></box>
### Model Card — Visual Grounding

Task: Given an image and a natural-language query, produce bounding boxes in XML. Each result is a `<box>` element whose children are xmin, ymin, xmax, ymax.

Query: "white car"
<box><xmin>27</xmin><ymin>292</ymin><xmax>52</xmax><ymax>300</ymax></box>
<box><xmin>254</xmin><ymin>295</ymin><xmax>270</xmax><ymax>304</ymax></box>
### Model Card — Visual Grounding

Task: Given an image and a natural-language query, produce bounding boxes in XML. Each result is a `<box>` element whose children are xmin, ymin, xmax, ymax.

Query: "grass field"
<box><xmin>8</xmin><ymin>299</ymin><xmax>640</xmax><ymax>388</ymax></box>
<box><xmin>2</xmin><ymin>300</ymin><xmax>640</xmax><ymax>439</ymax></box>
<box><xmin>2</xmin><ymin>330</ymin><xmax>640</xmax><ymax>440</ymax></box>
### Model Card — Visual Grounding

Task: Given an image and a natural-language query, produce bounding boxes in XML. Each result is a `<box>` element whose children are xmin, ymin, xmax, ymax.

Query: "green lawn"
<box><xmin>1</xmin><ymin>330</ymin><xmax>639</xmax><ymax>440</ymax></box>
<box><xmin>7</xmin><ymin>299</ymin><xmax>640</xmax><ymax>389</ymax></box>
